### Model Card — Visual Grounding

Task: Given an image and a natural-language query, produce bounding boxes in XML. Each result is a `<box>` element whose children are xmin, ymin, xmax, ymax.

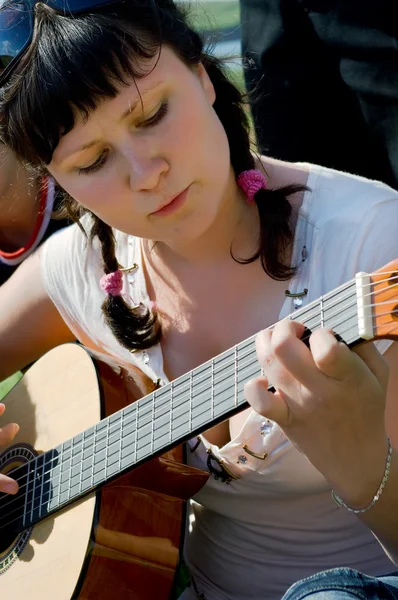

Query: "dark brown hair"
<box><xmin>0</xmin><ymin>0</ymin><xmax>305</xmax><ymax>352</ymax></box>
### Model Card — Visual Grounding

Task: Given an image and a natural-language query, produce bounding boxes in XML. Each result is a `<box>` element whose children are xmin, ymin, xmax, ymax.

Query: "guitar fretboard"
<box><xmin>0</xmin><ymin>278</ymin><xmax>361</xmax><ymax>537</ymax></box>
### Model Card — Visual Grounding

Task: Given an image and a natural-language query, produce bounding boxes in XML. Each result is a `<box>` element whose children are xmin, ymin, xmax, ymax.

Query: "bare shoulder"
<box><xmin>255</xmin><ymin>154</ymin><xmax>310</xmax><ymax>219</ymax></box>
<box><xmin>0</xmin><ymin>249</ymin><xmax>75</xmax><ymax>379</ymax></box>
<box><xmin>255</xmin><ymin>154</ymin><xmax>310</xmax><ymax>189</ymax></box>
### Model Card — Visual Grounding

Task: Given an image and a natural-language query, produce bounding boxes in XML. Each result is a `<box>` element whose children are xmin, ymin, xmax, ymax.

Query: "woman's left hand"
<box><xmin>245</xmin><ymin>320</ymin><xmax>390</xmax><ymax>508</ymax></box>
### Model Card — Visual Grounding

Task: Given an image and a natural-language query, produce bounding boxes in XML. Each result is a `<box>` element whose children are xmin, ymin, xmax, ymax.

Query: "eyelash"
<box><xmin>78</xmin><ymin>101</ymin><xmax>169</xmax><ymax>175</ymax></box>
<box><xmin>140</xmin><ymin>100</ymin><xmax>169</xmax><ymax>128</ymax></box>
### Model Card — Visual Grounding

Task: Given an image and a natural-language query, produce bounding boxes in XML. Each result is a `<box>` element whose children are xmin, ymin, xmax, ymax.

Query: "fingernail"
<box><xmin>13</xmin><ymin>423</ymin><xmax>20</xmax><ymax>435</ymax></box>
<box><xmin>4</xmin><ymin>482</ymin><xmax>18</xmax><ymax>494</ymax></box>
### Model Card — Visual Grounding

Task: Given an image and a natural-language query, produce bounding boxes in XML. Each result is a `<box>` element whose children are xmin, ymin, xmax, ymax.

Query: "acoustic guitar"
<box><xmin>0</xmin><ymin>260</ymin><xmax>397</xmax><ymax>599</ymax></box>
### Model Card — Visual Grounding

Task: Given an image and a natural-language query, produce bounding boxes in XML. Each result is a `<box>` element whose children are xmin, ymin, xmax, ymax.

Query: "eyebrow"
<box><xmin>119</xmin><ymin>81</ymin><xmax>163</xmax><ymax>121</ymax></box>
<box><xmin>66</xmin><ymin>81</ymin><xmax>164</xmax><ymax>157</ymax></box>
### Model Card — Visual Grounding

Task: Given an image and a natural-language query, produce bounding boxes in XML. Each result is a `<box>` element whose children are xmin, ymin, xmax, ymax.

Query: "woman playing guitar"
<box><xmin>0</xmin><ymin>1</ymin><xmax>397</xmax><ymax>598</ymax></box>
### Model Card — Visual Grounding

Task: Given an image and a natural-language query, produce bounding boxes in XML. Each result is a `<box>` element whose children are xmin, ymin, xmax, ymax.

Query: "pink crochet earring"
<box><xmin>100</xmin><ymin>270</ymin><xmax>123</xmax><ymax>296</ymax></box>
<box><xmin>237</xmin><ymin>169</ymin><xmax>267</xmax><ymax>203</ymax></box>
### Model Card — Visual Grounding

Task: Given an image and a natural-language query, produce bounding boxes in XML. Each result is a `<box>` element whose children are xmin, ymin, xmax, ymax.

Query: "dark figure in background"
<box><xmin>240</xmin><ymin>0</ymin><xmax>398</xmax><ymax>189</ymax></box>
<box><xmin>0</xmin><ymin>143</ymin><xmax>70</xmax><ymax>286</ymax></box>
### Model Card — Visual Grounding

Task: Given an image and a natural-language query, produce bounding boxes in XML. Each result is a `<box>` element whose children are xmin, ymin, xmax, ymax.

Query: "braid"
<box><xmin>0</xmin><ymin>0</ymin><xmax>310</xmax><ymax>353</ymax></box>
<box><xmin>205</xmin><ymin>57</ymin><xmax>307</xmax><ymax>280</ymax></box>
<box><xmin>56</xmin><ymin>58</ymin><xmax>306</xmax><ymax>354</ymax></box>
<box><xmin>90</xmin><ymin>216</ymin><xmax>161</xmax><ymax>351</ymax></box>
<box><xmin>54</xmin><ymin>56</ymin><xmax>306</xmax><ymax>353</ymax></box>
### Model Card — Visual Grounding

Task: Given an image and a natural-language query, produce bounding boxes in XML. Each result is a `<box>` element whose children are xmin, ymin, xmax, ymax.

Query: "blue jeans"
<box><xmin>282</xmin><ymin>568</ymin><xmax>398</xmax><ymax>600</ymax></box>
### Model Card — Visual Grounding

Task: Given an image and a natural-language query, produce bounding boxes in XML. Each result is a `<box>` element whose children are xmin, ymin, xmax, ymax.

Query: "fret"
<box><xmin>118</xmin><ymin>404</ymin><xmax>137</xmax><ymax>475</ymax></box>
<box><xmin>91</xmin><ymin>415</ymin><xmax>107</xmax><ymax>484</ymax></box>
<box><xmin>29</xmin><ymin>452</ymin><xmax>38</xmax><ymax>523</ymax></box>
<box><xmin>21</xmin><ymin>463</ymin><xmax>29</xmax><ymax>527</ymax></box>
<box><xmin>150</xmin><ymin>389</ymin><xmax>155</xmax><ymax>455</ymax></box>
<box><xmin>320</xmin><ymin>296</ymin><xmax>324</xmax><ymax>328</ymax></box>
<box><xmin>93</xmin><ymin>416</ymin><xmax>111</xmax><ymax>487</ymax></box>
<box><xmin>117</xmin><ymin>411</ymin><xmax>123</xmax><ymax>478</ymax></box>
<box><xmin>135</xmin><ymin>393</ymin><xmax>153</xmax><ymax>462</ymax></box>
<box><xmin>58</xmin><ymin>439</ymin><xmax>72</xmax><ymax>506</ymax></box>
<box><xmin>68</xmin><ymin>434</ymin><xmax>79</xmax><ymax>501</ymax></box>
<box><xmin>67</xmin><ymin>438</ymin><xmax>74</xmax><ymax>503</ymax></box>
<box><xmin>189</xmin><ymin>370</ymin><xmax>193</xmax><ymax>434</ymax></box>
<box><xmin>107</xmin><ymin>413</ymin><xmax>122</xmax><ymax>475</ymax></box>
<box><xmin>37</xmin><ymin>450</ymin><xmax>51</xmax><ymax>519</ymax></box>
<box><xmin>80</xmin><ymin>427</ymin><xmax>96</xmax><ymax>493</ymax></box>
<box><xmin>104</xmin><ymin>417</ymin><xmax>110</xmax><ymax>482</ymax></box>
<box><xmin>120</xmin><ymin>403</ymin><xmax>143</xmax><ymax>470</ymax></box>
<box><xmin>93</xmin><ymin>416</ymin><xmax>114</xmax><ymax>485</ymax></box>
<box><xmin>29</xmin><ymin>454</ymin><xmax>44</xmax><ymax>523</ymax></box>
<box><xmin>77</xmin><ymin>428</ymin><xmax>92</xmax><ymax>496</ymax></box>
<box><xmin>236</xmin><ymin>338</ymin><xmax>259</xmax><ymax>400</ymax></box>
<box><xmin>64</xmin><ymin>436</ymin><xmax>78</xmax><ymax>500</ymax></box>
<box><xmin>191</xmin><ymin>361</ymin><xmax>212</xmax><ymax>431</ymax></box>
<box><xmin>213</xmin><ymin>347</ymin><xmax>237</xmax><ymax>419</ymax></box>
<box><xmin>134</xmin><ymin>397</ymin><xmax>139</xmax><ymax>465</ymax></box>
<box><xmin>234</xmin><ymin>345</ymin><xmax>238</xmax><ymax>408</ymax></box>
<box><xmin>48</xmin><ymin>445</ymin><xmax>62</xmax><ymax>512</ymax></box>
<box><xmin>122</xmin><ymin>400</ymin><xmax>150</xmax><ymax>469</ymax></box>
<box><xmin>38</xmin><ymin>453</ymin><xmax>46</xmax><ymax>519</ymax></box>
<box><xmin>152</xmin><ymin>383</ymin><xmax>173</xmax><ymax>451</ymax></box>
<box><xmin>169</xmin><ymin>381</ymin><xmax>173</xmax><ymax>443</ymax></box>
<box><xmin>211</xmin><ymin>358</ymin><xmax>214</xmax><ymax>421</ymax></box>
<box><xmin>89</xmin><ymin>427</ymin><xmax>97</xmax><ymax>493</ymax></box>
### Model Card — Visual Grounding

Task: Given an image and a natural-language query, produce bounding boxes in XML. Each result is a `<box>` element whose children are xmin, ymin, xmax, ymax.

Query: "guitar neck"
<box><xmin>7</xmin><ymin>264</ymin><xmax>392</xmax><ymax>543</ymax></box>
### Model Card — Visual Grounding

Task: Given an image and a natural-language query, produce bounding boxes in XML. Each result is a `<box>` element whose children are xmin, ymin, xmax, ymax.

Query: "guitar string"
<box><xmin>0</xmin><ymin>297</ymin><xmax>361</xmax><ymax>499</ymax></box>
<box><xmin>0</xmin><ymin>280</ymin><xmax>361</xmax><ymax>486</ymax></box>
<box><xmin>0</xmin><ymin>300</ymin><xmax>391</xmax><ymax>520</ymax></box>
<box><xmin>0</xmin><ymin>278</ymin><xmax>396</xmax><ymax>510</ymax></box>
<box><xmin>2</xmin><ymin>320</ymin><xmax>398</xmax><ymax>530</ymax></box>
<box><xmin>0</xmin><ymin>347</ymin><xmax>263</xmax><ymax>523</ymax></box>
<box><xmin>1</xmin><ymin>309</ymin><xmax>397</xmax><ymax>531</ymax></box>
<box><xmin>0</xmin><ymin>273</ymin><xmax>397</xmax><ymax>524</ymax></box>
<box><xmin>3</xmin><ymin>268</ymin><xmax>394</xmax><ymax>489</ymax></box>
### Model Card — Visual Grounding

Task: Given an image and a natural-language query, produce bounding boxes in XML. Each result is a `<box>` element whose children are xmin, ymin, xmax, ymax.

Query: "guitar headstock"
<box><xmin>370</xmin><ymin>259</ymin><xmax>398</xmax><ymax>341</ymax></box>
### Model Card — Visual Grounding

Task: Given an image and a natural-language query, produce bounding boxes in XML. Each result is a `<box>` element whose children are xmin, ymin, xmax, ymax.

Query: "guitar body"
<box><xmin>0</xmin><ymin>345</ymin><xmax>209</xmax><ymax>599</ymax></box>
<box><xmin>2</xmin><ymin>260</ymin><xmax>397</xmax><ymax>600</ymax></box>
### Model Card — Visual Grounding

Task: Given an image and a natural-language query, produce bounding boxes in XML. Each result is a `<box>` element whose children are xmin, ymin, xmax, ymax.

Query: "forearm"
<box><xmin>0</xmin><ymin>253</ymin><xmax>75</xmax><ymax>380</ymax></box>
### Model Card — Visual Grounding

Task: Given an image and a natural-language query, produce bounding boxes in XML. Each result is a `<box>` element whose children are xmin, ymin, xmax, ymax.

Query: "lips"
<box><xmin>150</xmin><ymin>185</ymin><xmax>190</xmax><ymax>217</ymax></box>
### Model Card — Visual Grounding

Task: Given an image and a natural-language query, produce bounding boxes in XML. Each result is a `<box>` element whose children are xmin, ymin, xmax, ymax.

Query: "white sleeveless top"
<box><xmin>41</xmin><ymin>164</ymin><xmax>398</xmax><ymax>599</ymax></box>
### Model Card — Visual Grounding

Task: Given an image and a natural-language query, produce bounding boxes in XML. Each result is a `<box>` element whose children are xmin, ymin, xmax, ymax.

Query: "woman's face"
<box><xmin>49</xmin><ymin>47</ymin><xmax>235</xmax><ymax>248</ymax></box>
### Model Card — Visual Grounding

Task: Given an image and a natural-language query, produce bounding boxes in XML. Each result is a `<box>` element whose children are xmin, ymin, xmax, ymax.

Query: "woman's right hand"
<box><xmin>0</xmin><ymin>403</ymin><xmax>19</xmax><ymax>494</ymax></box>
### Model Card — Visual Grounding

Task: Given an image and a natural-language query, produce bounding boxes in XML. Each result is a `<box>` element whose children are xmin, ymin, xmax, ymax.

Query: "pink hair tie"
<box><xmin>237</xmin><ymin>169</ymin><xmax>267</xmax><ymax>203</ymax></box>
<box><xmin>100</xmin><ymin>270</ymin><xmax>123</xmax><ymax>296</ymax></box>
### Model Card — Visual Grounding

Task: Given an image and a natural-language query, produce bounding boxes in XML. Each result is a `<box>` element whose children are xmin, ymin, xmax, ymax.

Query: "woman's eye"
<box><xmin>140</xmin><ymin>101</ymin><xmax>168</xmax><ymax>128</ymax></box>
<box><xmin>78</xmin><ymin>150</ymin><xmax>109</xmax><ymax>175</ymax></box>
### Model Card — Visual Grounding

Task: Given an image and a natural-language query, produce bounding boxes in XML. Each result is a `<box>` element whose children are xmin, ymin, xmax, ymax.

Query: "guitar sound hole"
<box><xmin>0</xmin><ymin>484</ymin><xmax>27</xmax><ymax>554</ymax></box>
<box><xmin>0</xmin><ymin>529</ymin><xmax>16</xmax><ymax>554</ymax></box>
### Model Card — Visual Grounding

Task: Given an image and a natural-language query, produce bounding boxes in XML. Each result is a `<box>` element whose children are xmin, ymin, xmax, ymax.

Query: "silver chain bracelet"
<box><xmin>332</xmin><ymin>437</ymin><xmax>393</xmax><ymax>514</ymax></box>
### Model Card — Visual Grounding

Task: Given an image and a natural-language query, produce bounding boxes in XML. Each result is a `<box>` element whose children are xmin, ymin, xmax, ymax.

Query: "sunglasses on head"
<box><xmin>0</xmin><ymin>0</ymin><xmax>119</xmax><ymax>87</ymax></box>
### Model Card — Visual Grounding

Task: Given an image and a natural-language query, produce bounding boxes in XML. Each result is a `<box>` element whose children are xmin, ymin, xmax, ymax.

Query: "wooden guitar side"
<box><xmin>0</xmin><ymin>345</ymin><xmax>209</xmax><ymax>600</ymax></box>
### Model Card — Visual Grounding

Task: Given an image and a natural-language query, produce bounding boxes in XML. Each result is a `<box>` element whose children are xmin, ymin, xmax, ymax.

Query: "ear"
<box><xmin>197</xmin><ymin>63</ymin><xmax>216</xmax><ymax>105</ymax></box>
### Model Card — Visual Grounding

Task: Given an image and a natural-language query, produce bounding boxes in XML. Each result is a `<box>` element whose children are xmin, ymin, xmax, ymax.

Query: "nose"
<box><xmin>122</xmin><ymin>141</ymin><xmax>169</xmax><ymax>192</ymax></box>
